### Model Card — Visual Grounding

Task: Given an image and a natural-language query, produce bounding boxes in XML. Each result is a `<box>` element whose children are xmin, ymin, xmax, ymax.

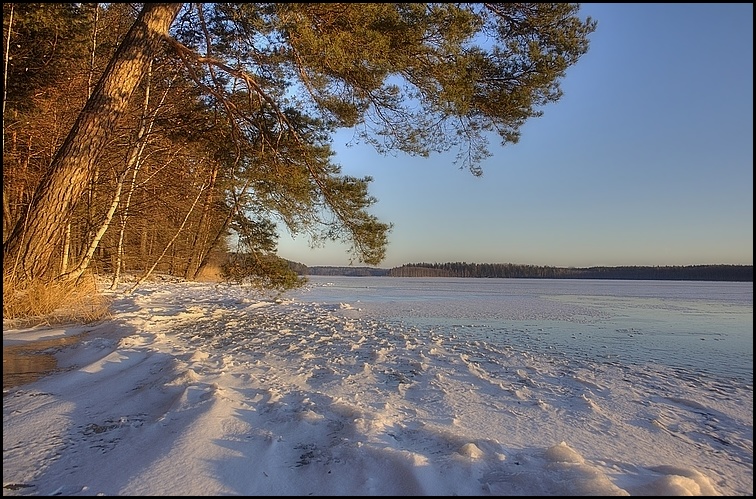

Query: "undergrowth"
<box><xmin>3</xmin><ymin>272</ymin><xmax>112</xmax><ymax>328</ymax></box>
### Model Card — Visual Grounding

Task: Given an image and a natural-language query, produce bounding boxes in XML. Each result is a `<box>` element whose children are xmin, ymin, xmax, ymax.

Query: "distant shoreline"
<box><xmin>292</xmin><ymin>263</ymin><xmax>753</xmax><ymax>282</ymax></box>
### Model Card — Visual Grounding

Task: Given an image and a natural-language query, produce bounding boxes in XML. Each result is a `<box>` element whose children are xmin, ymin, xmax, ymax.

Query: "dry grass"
<box><xmin>194</xmin><ymin>263</ymin><xmax>224</xmax><ymax>282</ymax></box>
<box><xmin>3</xmin><ymin>272</ymin><xmax>112</xmax><ymax>329</ymax></box>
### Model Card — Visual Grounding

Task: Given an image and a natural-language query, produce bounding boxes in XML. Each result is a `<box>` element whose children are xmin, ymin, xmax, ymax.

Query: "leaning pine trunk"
<box><xmin>2</xmin><ymin>3</ymin><xmax>183</xmax><ymax>282</ymax></box>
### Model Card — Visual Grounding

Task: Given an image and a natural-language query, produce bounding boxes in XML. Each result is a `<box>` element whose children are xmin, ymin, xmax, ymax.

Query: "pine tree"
<box><xmin>3</xmin><ymin>3</ymin><xmax>596</xmax><ymax>288</ymax></box>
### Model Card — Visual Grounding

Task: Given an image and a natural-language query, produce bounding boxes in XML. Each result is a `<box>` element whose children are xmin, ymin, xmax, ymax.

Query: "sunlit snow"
<box><xmin>3</xmin><ymin>276</ymin><xmax>752</xmax><ymax>496</ymax></box>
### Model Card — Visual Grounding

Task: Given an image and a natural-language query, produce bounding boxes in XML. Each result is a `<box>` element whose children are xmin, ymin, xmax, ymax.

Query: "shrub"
<box><xmin>220</xmin><ymin>252</ymin><xmax>306</xmax><ymax>293</ymax></box>
<box><xmin>3</xmin><ymin>272</ymin><xmax>111</xmax><ymax>328</ymax></box>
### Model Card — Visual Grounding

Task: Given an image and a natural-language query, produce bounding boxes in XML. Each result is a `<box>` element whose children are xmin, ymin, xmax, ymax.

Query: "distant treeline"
<box><xmin>293</xmin><ymin>264</ymin><xmax>389</xmax><ymax>277</ymax></box>
<box><xmin>293</xmin><ymin>262</ymin><xmax>753</xmax><ymax>281</ymax></box>
<box><xmin>390</xmin><ymin>262</ymin><xmax>753</xmax><ymax>281</ymax></box>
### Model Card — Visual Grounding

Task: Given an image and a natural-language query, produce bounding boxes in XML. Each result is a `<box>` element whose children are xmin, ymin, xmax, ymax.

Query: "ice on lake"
<box><xmin>3</xmin><ymin>276</ymin><xmax>752</xmax><ymax>495</ymax></box>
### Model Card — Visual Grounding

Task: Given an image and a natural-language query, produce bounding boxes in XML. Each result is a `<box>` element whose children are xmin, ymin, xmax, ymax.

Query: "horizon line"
<box><xmin>300</xmin><ymin>262</ymin><xmax>754</xmax><ymax>269</ymax></box>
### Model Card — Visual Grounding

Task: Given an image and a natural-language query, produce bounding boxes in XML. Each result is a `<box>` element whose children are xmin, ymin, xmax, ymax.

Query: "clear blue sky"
<box><xmin>277</xmin><ymin>3</ymin><xmax>753</xmax><ymax>269</ymax></box>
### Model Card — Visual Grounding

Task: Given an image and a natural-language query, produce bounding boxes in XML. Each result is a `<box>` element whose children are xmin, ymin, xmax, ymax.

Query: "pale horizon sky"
<box><xmin>276</xmin><ymin>3</ymin><xmax>754</xmax><ymax>269</ymax></box>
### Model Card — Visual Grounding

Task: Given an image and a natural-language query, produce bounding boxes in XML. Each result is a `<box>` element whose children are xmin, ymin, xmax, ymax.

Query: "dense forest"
<box><xmin>3</xmin><ymin>3</ymin><xmax>596</xmax><ymax>308</ymax></box>
<box><xmin>297</xmin><ymin>262</ymin><xmax>753</xmax><ymax>282</ymax></box>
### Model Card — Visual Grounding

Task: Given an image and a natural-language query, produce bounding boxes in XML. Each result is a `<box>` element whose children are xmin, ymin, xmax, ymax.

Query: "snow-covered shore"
<box><xmin>3</xmin><ymin>279</ymin><xmax>751</xmax><ymax>495</ymax></box>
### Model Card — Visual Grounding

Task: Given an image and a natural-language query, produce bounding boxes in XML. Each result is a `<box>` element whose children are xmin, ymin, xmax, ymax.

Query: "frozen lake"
<box><xmin>291</xmin><ymin>277</ymin><xmax>753</xmax><ymax>382</ymax></box>
<box><xmin>4</xmin><ymin>276</ymin><xmax>752</xmax><ymax>495</ymax></box>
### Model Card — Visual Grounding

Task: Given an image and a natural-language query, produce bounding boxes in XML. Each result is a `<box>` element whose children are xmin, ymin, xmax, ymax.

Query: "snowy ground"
<box><xmin>3</xmin><ymin>278</ymin><xmax>752</xmax><ymax>495</ymax></box>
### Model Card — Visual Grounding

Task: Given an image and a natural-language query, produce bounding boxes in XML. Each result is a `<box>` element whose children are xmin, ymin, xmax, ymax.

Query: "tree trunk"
<box><xmin>192</xmin><ymin>176</ymin><xmax>252</xmax><ymax>279</ymax></box>
<box><xmin>3</xmin><ymin>3</ymin><xmax>13</xmax><ymax>120</ymax></box>
<box><xmin>58</xmin><ymin>168</ymin><xmax>128</xmax><ymax>283</ymax></box>
<box><xmin>184</xmin><ymin>161</ymin><xmax>219</xmax><ymax>279</ymax></box>
<box><xmin>60</xmin><ymin>222</ymin><xmax>71</xmax><ymax>274</ymax></box>
<box><xmin>2</xmin><ymin>3</ymin><xmax>183</xmax><ymax>281</ymax></box>
<box><xmin>128</xmin><ymin>182</ymin><xmax>206</xmax><ymax>294</ymax></box>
